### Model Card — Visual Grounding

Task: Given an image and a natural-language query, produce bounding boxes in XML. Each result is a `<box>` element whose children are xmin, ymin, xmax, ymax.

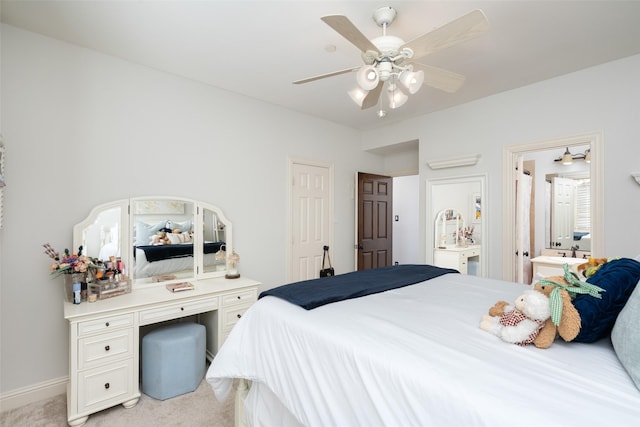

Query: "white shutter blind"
<box><xmin>574</xmin><ymin>179</ymin><xmax>590</xmax><ymax>232</ymax></box>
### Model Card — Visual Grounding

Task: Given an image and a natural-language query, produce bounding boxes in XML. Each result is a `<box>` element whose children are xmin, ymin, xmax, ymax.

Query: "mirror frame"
<box><xmin>502</xmin><ymin>131</ymin><xmax>604</xmax><ymax>281</ymax></box>
<box><xmin>73</xmin><ymin>196</ymin><xmax>233</xmax><ymax>289</ymax></box>
<box><xmin>434</xmin><ymin>209</ymin><xmax>465</xmax><ymax>248</ymax></box>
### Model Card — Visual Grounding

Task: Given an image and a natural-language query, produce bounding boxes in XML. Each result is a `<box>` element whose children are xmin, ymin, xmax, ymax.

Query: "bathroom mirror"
<box><xmin>74</xmin><ymin>196</ymin><xmax>233</xmax><ymax>288</ymax></box>
<box><xmin>546</xmin><ymin>172</ymin><xmax>591</xmax><ymax>251</ymax></box>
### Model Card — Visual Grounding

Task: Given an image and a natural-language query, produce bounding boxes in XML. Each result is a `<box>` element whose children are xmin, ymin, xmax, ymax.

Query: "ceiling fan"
<box><xmin>293</xmin><ymin>6</ymin><xmax>490</xmax><ymax>113</ymax></box>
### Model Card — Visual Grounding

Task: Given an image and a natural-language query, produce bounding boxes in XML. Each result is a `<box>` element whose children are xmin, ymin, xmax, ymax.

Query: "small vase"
<box><xmin>63</xmin><ymin>272</ymin><xmax>87</xmax><ymax>303</ymax></box>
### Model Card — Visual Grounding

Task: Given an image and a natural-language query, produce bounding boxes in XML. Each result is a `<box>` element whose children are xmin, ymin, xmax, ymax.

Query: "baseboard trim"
<box><xmin>0</xmin><ymin>376</ymin><xmax>68</xmax><ymax>412</ymax></box>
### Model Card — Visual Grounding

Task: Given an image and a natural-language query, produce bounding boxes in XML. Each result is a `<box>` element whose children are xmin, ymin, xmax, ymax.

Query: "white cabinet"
<box><xmin>433</xmin><ymin>245</ymin><xmax>481</xmax><ymax>275</ymax></box>
<box><xmin>67</xmin><ymin>313</ymin><xmax>138</xmax><ymax>426</ymax></box>
<box><xmin>531</xmin><ymin>256</ymin><xmax>585</xmax><ymax>279</ymax></box>
<box><xmin>65</xmin><ymin>276</ymin><xmax>259</xmax><ymax>426</ymax></box>
<box><xmin>218</xmin><ymin>288</ymin><xmax>257</xmax><ymax>346</ymax></box>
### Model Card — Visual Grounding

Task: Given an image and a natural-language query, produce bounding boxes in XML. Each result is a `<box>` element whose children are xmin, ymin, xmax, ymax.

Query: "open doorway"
<box><xmin>358</xmin><ymin>139</ymin><xmax>420</xmax><ymax>270</ymax></box>
<box><xmin>392</xmin><ymin>175</ymin><xmax>420</xmax><ymax>265</ymax></box>
<box><xmin>354</xmin><ymin>173</ymin><xmax>419</xmax><ymax>270</ymax></box>
<box><xmin>502</xmin><ymin>131</ymin><xmax>603</xmax><ymax>282</ymax></box>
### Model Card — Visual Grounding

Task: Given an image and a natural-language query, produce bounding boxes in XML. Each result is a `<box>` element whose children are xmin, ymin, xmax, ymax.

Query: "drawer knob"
<box><xmin>105</xmin><ymin>345</ymin><xmax>110</xmax><ymax>352</ymax></box>
<box><xmin>236</xmin><ymin>314</ymin><xmax>242</xmax><ymax>319</ymax></box>
<box><xmin>181</xmin><ymin>307</ymin><xmax>184</xmax><ymax>311</ymax></box>
<box><xmin>104</xmin><ymin>383</ymin><xmax>110</xmax><ymax>390</ymax></box>
<box><xmin>237</xmin><ymin>296</ymin><xmax>241</xmax><ymax>300</ymax></box>
<box><xmin>105</xmin><ymin>322</ymin><xmax>110</xmax><ymax>327</ymax></box>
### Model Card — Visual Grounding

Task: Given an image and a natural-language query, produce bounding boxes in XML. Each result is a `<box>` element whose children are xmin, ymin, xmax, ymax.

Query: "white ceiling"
<box><xmin>3</xmin><ymin>1</ymin><xmax>640</xmax><ymax>131</ymax></box>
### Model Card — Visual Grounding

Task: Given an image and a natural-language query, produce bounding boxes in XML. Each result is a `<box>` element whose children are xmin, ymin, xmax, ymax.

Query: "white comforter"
<box><xmin>207</xmin><ymin>273</ymin><xmax>640</xmax><ymax>427</ymax></box>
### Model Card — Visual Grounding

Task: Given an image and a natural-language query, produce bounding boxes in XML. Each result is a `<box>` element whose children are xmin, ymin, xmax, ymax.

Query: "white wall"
<box><xmin>363</xmin><ymin>53</ymin><xmax>640</xmax><ymax>277</ymax></box>
<box><xmin>392</xmin><ymin>175</ymin><xmax>419</xmax><ymax>264</ymax></box>
<box><xmin>0</xmin><ymin>25</ymin><xmax>386</xmax><ymax>395</ymax></box>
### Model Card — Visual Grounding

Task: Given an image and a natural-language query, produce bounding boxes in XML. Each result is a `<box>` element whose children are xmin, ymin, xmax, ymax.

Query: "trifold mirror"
<box><xmin>434</xmin><ymin>209</ymin><xmax>465</xmax><ymax>248</ymax></box>
<box><xmin>73</xmin><ymin>196</ymin><xmax>233</xmax><ymax>288</ymax></box>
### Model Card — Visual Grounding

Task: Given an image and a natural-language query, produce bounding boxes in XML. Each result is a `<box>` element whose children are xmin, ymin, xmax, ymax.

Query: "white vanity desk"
<box><xmin>432</xmin><ymin>208</ymin><xmax>481</xmax><ymax>275</ymax></box>
<box><xmin>64</xmin><ymin>276</ymin><xmax>259</xmax><ymax>426</ymax></box>
<box><xmin>433</xmin><ymin>245</ymin><xmax>481</xmax><ymax>275</ymax></box>
<box><xmin>65</xmin><ymin>196</ymin><xmax>258</xmax><ymax>426</ymax></box>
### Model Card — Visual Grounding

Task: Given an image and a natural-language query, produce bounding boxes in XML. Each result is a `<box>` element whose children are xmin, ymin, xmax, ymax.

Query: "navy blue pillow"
<box><xmin>573</xmin><ymin>258</ymin><xmax>640</xmax><ymax>343</ymax></box>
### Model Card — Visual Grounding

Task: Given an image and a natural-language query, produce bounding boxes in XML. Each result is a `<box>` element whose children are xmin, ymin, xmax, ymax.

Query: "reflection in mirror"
<box><xmin>201</xmin><ymin>206</ymin><xmax>227</xmax><ymax>274</ymax></box>
<box><xmin>132</xmin><ymin>199</ymin><xmax>197</xmax><ymax>281</ymax></box>
<box><xmin>520</xmin><ymin>143</ymin><xmax>591</xmax><ymax>254</ymax></box>
<box><xmin>78</xmin><ymin>206</ymin><xmax>121</xmax><ymax>260</ymax></box>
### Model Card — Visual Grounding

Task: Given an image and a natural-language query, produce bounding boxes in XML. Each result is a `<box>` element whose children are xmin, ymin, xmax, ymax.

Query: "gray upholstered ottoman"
<box><xmin>141</xmin><ymin>322</ymin><xmax>206</xmax><ymax>400</ymax></box>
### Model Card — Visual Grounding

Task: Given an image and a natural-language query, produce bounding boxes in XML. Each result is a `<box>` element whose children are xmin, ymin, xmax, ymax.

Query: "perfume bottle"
<box><xmin>73</xmin><ymin>282</ymin><xmax>82</xmax><ymax>304</ymax></box>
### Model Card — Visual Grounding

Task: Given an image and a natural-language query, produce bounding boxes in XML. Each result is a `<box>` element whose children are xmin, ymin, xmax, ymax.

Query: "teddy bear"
<box><xmin>577</xmin><ymin>257</ymin><xmax>608</xmax><ymax>278</ymax></box>
<box><xmin>486</xmin><ymin>276</ymin><xmax>581</xmax><ymax>349</ymax></box>
<box><xmin>480</xmin><ymin>289</ymin><xmax>551</xmax><ymax>346</ymax></box>
<box><xmin>532</xmin><ymin>276</ymin><xmax>581</xmax><ymax>348</ymax></box>
<box><xmin>150</xmin><ymin>230</ymin><xmax>170</xmax><ymax>245</ymax></box>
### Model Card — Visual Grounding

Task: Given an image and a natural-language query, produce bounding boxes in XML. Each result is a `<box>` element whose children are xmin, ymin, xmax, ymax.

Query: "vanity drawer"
<box><xmin>139</xmin><ymin>296</ymin><xmax>219</xmax><ymax>325</ymax></box>
<box><xmin>463</xmin><ymin>248</ymin><xmax>480</xmax><ymax>258</ymax></box>
<box><xmin>221</xmin><ymin>289</ymin><xmax>257</xmax><ymax>307</ymax></box>
<box><xmin>78</xmin><ymin>314</ymin><xmax>134</xmax><ymax>337</ymax></box>
<box><xmin>78</xmin><ymin>359</ymin><xmax>134</xmax><ymax>413</ymax></box>
<box><xmin>78</xmin><ymin>329</ymin><xmax>134</xmax><ymax>370</ymax></box>
<box><xmin>221</xmin><ymin>304</ymin><xmax>251</xmax><ymax>329</ymax></box>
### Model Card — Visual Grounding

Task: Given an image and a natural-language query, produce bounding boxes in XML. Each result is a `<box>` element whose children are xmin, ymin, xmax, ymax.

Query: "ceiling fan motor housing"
<box><xmin>373</xmin><ymin>6</ymin><xmax>397</xmax><ymax>27</ymax></box>
<box><xmin>371</xmin><ymin>35</ymin><xmax>405</xmax><ymax>57</ymax></box>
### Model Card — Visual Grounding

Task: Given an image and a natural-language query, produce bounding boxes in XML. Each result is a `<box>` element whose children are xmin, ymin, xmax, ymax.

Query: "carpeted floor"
<box><xmin>0</xmin><ymin>378</ymin><xmax>235</xmax><ymax>427</ymax></box>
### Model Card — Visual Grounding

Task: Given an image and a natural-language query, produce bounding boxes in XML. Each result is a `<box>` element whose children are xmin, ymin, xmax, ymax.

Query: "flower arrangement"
<box><xmin>43</xmin><ymin>243</ymin><xmax>97</xmax><ymax>277</ymax></box>
<box><xmin>453</xmin><ymin>226</ymin><xmax>475</xmax><ymax>245</ymax></box>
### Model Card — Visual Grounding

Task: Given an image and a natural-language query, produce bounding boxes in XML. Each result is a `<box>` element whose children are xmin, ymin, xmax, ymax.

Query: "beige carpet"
<box><xmin>0</xmin><ymin>378</ymin><xmax>235</xmax><ymax>427</ymax></box>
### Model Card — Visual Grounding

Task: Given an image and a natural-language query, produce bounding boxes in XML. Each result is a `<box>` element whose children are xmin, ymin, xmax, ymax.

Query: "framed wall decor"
<box><xmin>472</xmin><ymin>193</ymin><xmax>481</xmax><ymax>224</ymax></box>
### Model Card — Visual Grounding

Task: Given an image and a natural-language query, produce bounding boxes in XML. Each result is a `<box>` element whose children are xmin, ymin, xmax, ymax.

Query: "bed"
<box><xmin>133</xmin><ymin>241</ymin><xmax>224</xmax><ymax>278</ymax></box>
<box><xmin>132</xmin><ymin>218</ymin><xmax>225</xmax><ymax>278</ymax></box>
<box><xmin>206</xmin><ymin>260</ymin><xmax>640</xmax><ymax>427</ymax></box>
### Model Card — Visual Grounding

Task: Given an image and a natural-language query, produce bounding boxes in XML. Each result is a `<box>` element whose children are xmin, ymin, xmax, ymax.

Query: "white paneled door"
<box><xmin>289</xmin><ymin>160</ymin><xmax>333</xmax><ymax>283</ymax></box>
<box><xmin>551</xmin><ymin>176</ymin><xmax>575</xmax><ymax>249</ymax></box>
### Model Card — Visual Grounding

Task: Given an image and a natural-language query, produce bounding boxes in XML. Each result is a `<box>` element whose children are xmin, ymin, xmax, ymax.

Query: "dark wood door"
<box><xmin>357</xmin><ymin>172</ymin><xmax>392</xmax><ymax>270</ymax></box>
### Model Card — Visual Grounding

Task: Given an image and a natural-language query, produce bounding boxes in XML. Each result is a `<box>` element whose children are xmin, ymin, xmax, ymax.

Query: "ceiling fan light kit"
<box><xmin>387</xmin><ymin>82</ymin><xmax>408</xmax><ymax>109</ymax></box>
<box><xmin>399</xmin><ymin>69</ymin><xmax>425</xmax><ymax>94</ymax></box>
<box><xmin>356</xmin><ymin>65</ymin><xmax>379</xmax><ymax>90</ymax></box>
<box><xmin>294</xmin><ymin>6</ymin><xmax>490</xmax><ymax>116</ymax></box>
<box><xmin>348</xmin><ymin>87</ymin><xmax>368</xmax><ymax>107</ymax></box>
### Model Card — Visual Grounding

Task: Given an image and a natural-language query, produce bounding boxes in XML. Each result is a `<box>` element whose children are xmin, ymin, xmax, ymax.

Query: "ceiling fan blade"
<box><xmin>403</xmin><ymin>9</ymin><xmax>490</xmax><ymax>59</ymax></box>
<box><xmin>361</xmin><ymin>81</ymin><xmax>384</xmax><ymax>110</ymax></box>
<box><xmin>293</xmin><ymin>67</ymin><xmax>359</xmax><ymax>84</ymax></box>
<box><xmin>412</xmin><ymin>63</ymin><xmax>466</xmax><ymax>93</ymax></box>
<box><xmin>321</xmin><ymin>15</ymin><xmax>379</xmax><ymax>53</ymax></box>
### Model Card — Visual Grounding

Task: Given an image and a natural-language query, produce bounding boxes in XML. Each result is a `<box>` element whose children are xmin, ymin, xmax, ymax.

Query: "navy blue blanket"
<box><xmin>259</xmin><ymin>264</ymin><xmax>459</xmax><ymax>310</ymax></box>
<box><xmin>136</xmin><ymin>242</ymin><xmax>225</xmax><ymax>262</ymax></box>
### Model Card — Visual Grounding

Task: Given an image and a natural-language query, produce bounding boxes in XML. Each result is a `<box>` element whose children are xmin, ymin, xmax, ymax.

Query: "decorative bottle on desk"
<box><xmin>225</xmin><ymin>251</ymin><xmax>240</xmax><ymax>279</ymax></box>
<box><xmin>72</xmin><ymin>282</ymin><xmax>81</xmax><ymax>304</ymax></box>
